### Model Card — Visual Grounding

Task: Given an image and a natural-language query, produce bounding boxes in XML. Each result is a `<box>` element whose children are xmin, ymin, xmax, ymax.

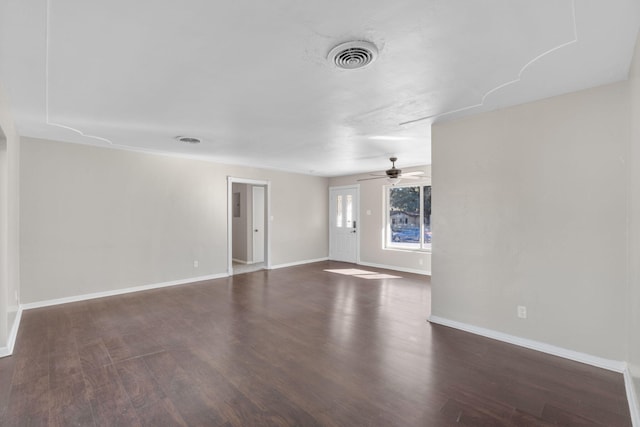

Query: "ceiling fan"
<box><xmin>358</xmin><ymin>157</ymin><xmax>424</xmax><ymax>185</ymax></box>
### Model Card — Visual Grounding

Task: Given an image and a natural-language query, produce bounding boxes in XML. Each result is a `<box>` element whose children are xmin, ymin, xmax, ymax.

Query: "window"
<box><xmin>387</xmin><ymin>184</ymin><xmax>431</xmax><ymax>251</ymax></box>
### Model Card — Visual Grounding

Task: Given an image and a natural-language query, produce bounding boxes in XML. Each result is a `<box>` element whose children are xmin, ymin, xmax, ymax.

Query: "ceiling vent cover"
<box><xmin>328</xmin><ymin>41</ymin><xmax>378</xmax><ymax>70</ymax></box>
<box><xmin>176</xmin><ymin>136</ymin><xmax>201</xmax><ymax>144</ymax></box>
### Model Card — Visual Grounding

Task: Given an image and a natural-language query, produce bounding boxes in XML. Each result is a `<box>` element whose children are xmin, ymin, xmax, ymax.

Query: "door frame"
<box><xmin>329</xmin><ymin>184</ymin><xmax>360</xmax><ymax>263</ymax></box>
<box><xmin>227</xmin><ymin>177</ymin><xmax>271</xmax><ymax>274</ymax></box>
<box><xmin>251</xmin><ymin>186</ymin><xmax>265</xmax><ymax>263</ymax></box>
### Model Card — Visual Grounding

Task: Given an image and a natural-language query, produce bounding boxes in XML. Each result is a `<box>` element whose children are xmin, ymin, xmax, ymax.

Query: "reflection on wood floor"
<box><xmin>232</xmin><ymin>261</ymin><xmax>265</xmax><ymax>275</ymax></box>
<box><xmin>0</xmin><ymin>261</ymin><xmax>631</xmax><ymax>426</ymax></box>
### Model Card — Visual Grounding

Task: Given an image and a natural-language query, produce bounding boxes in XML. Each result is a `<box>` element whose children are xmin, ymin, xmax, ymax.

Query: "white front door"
<box><xmin>329</xmin><ymin>186</ymin><xmax>358</xmax><ymax>263</ymax></box>
<box><xmin>252</xmin><ymin>186</ymin><xmax>265</xmax><ymax>263</ymax></box>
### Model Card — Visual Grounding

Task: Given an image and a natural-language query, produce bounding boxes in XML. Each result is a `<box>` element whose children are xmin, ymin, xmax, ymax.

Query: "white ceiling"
<box><xmin>1</xmin><ymin>0</ymin><xmax>639</xmax><ymax>176</ymax></box>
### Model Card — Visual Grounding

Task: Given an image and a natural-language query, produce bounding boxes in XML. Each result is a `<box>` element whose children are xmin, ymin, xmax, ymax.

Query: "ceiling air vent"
<box><xmin>328</xmin><ymin>41</ymin><xmax>378</xmax><ymax>70</ymax></box>
<box><xmin>176</xmin><ymin>136</ymin><xmax>201</xmax><ymax>144</ymax></box>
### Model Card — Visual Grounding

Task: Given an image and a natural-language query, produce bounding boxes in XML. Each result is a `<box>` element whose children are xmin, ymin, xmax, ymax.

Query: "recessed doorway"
<box><xmin>227</xmin><ymin>177</ymin><xmax>271</xmax><ymax>275</ymax></box>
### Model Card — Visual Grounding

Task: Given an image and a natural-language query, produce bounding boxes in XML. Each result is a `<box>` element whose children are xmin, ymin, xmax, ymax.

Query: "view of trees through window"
<box><xmin>388</xmin><ymin>185</ymin><xmax>431</xmax><ymax>250</ymax></box>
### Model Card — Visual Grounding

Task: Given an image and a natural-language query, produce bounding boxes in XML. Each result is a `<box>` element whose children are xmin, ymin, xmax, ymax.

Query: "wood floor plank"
<box><xmin>88</xmin><ymin>380</ymin><xmax>142</xmax><ymax>427</ymax></box>
<box><xmin>135</xmin><ymin>397</ymin><xmax>188</xmax><ymax>427</ymax></box>
<box><xmin>0</xmin><ymin>261</ymin><xmax>633</xmax><ymax>426</ymax></box>
<box><xmin>168</xmin><ymin>348</ymin><xmax>280</xmax><ymax>426</ymax></box>
<box><xmin>114</xmin><ymin>357</ymin><xmax>166</xmax><ymax>409</ymax></box>
<box><xmin>48</xmin><ymin>349</ymin><xmax>83</xmax><ymax>390</ymax></box>
<box><xmin>78</xmin><ymin>339</ymin><xmax>113</xmax><ymax>373</ymax></box>
<box><xmin>510</xmin><ymin>409</ymin><xmax>557</xmax><ymax>427</ymax></box>
<box><xmin>143</xmin><ymin>351</ymin><xmax>228</xmax><ymax>426</ymax></box>
<box><xmin>0</xmin><ymin>356</ymin><xmax>16</xmax><ymax>420</ymax></box>
<box><xmin>103</xmin><ymin>330</ymin><xmax>163</xmax><ymax>363</ymax></box>
<box><xmin>48</xmin><ymin>379</ymin><xmax>94</xmax><ymax>427</ymax></box>
<box><xmin>2</xmin><ymin>374</ymin><xmax>51</xmax><ymax>423</ymax></box>
<box><xmin>541</xmin><ymin>403</ymin><xmax>608</xmax><ymax>426</ymax></box>
<box><xmin>82</xmin><ymin>363</ymin><xmax>123</xmax><ymax>400</ymax></box>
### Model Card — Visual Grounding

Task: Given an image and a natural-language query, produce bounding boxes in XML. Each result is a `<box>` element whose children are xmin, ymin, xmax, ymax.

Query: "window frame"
<box><xmin>384</xmin><ymin>182</ymin><xmax>432</xmax><ymax>252</ymax></box>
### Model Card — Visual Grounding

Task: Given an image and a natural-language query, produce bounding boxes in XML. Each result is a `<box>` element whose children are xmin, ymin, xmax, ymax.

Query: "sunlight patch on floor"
<box><xmin>324</xmin><ymin>269</ymin><xmax>402</xmax><ymax>280</ymax></box>
<box><xmin>354</xmin><ymin>273</ymin><xmax>402</xmax><ymax>279</ymax></box>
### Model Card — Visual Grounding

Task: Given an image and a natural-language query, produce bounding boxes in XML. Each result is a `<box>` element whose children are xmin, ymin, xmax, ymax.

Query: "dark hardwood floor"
<box><xmin>0</xmin><ymin>261</ymin><xmax>632</xmax><ymax>426</ymax></box>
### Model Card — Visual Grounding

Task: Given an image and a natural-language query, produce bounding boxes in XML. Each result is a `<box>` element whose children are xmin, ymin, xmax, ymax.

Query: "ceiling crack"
<box><xmin>399</xmin><ymin>0</ymin><xmax>578</xmax><ymax>126</ymax></box>
<box><xmin>45</xmin><ymin>0</ymin><xmax>113</xmax><ymax>145</ymax></box>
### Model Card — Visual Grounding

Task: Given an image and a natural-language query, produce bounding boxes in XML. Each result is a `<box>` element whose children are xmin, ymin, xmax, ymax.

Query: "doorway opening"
<box><xmin>227</xmin><ymin>177</ymin><xmax>271</xmax><ymax>275</ymax></box>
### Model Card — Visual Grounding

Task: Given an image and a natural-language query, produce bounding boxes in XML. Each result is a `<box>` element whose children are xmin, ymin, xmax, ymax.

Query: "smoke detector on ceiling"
<box><xmin>327</xmin><ymin>40</ymin><xmax>378</xmax><ymax>70</ymax></box>
<box><xmin>175</xmin><ymin>136</ymin><xmax>201</xmax><ymax>144</ymax></box>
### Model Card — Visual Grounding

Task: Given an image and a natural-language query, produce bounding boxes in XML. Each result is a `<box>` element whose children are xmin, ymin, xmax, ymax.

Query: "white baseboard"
<box><xmin>428</xmin><ymin>315</ymin><xmax>626</xmax><ymax>373</ymax></box>
<box><xmin>357</xmin><ymin>261</ymin><xmax>431</xmax><ymax>276</ymax></box>
<box><xmin>0</xmin><ymin>306</ymin><xmax>23</xmax><ymax>358</ymax></box>
<box><xmin>624</xmin><ymin>367</ymin><xmax>640</xmax><ymax>427</ymax></box>
<box><xmin>21</xmin><ymin>273</ymin><xmax>229</xmax><ymax>310</ymax></box>
<box><xmin>269</xmin><ymin>257</ymin><xmax>329</xmax><ymax>270</ymax></box>
<box><xmin>232</xmin><ymin>258</ymin><xmax>249</xmax><ymax>264</ymax></box>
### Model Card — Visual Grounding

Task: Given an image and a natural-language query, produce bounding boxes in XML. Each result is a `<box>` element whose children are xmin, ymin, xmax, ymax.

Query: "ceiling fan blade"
<box><xmin>358</xmin><ymin>158</ymin><xmax>427</xmax><ymax>183</ymax></box>
<box><xmin>357</xmin><ymin>176</ymin><xmax>386</xmax><ymax>181</ymax></box>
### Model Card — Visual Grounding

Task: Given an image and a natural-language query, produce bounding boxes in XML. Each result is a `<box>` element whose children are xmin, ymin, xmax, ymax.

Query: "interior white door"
<box><xmin>252</xmin><ymin>186</ymin><xmax>265</xmax><ymax>263</ymax></box>
<box><xmin>329</xmin><ymin>186</ymin><xmax>358</xmax><ymax>263</ymax></box>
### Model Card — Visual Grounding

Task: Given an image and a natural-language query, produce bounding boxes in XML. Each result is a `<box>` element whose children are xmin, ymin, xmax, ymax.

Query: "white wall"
<box><xmin>431</xmin><ymin>82</ymin><xmax>629</xmax><ymax>361</ymax></box>
<box><xmin>0</xmin><ymin>131</ymin><xmax>6</xmax><ymax>348</ymax></box>
<box><xmin>329</xmin><ymin>166</ymin><xmax>431</xmax><ymax>274</ymax></box>
<box><xmin>20</xmin><ymin>137</ymin><xmax>329</xmax><ymax>304</ymax></box>
<box><xmin>628</xmin><ymin>29</ymin><xmax>640</xmax><ymax>416</ymax></box>
<box><xmin>0</xmin><ymin>82</ymin><xmax>20</xmax><ymax>355</ymax></box>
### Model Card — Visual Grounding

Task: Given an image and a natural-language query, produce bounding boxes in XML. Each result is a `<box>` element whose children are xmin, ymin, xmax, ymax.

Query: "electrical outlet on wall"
<box><xmin>193</xmin><ymin>260</ymin><xmax>199</xmax><ymax>268</ymax></box>
<box><xmin>517</xmin><ymin>305</ymin><xmax>527</xmax><ymax>319</ymax></box>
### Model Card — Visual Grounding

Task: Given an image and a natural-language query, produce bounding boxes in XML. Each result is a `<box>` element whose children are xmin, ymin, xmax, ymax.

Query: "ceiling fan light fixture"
<box><xmin>328</xmin><ymin>40</ymin><xmax>378</xmax><ymax>70</ymax></box>
<box><xmin>387</xmin><ymin>177</ymin><xmax>402</xmax><ymax>185</ymax></box>
<box><xmin>175</xmin><ymin>136</ymin><xmax>201</xmax><ymax>144</ymax></box>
